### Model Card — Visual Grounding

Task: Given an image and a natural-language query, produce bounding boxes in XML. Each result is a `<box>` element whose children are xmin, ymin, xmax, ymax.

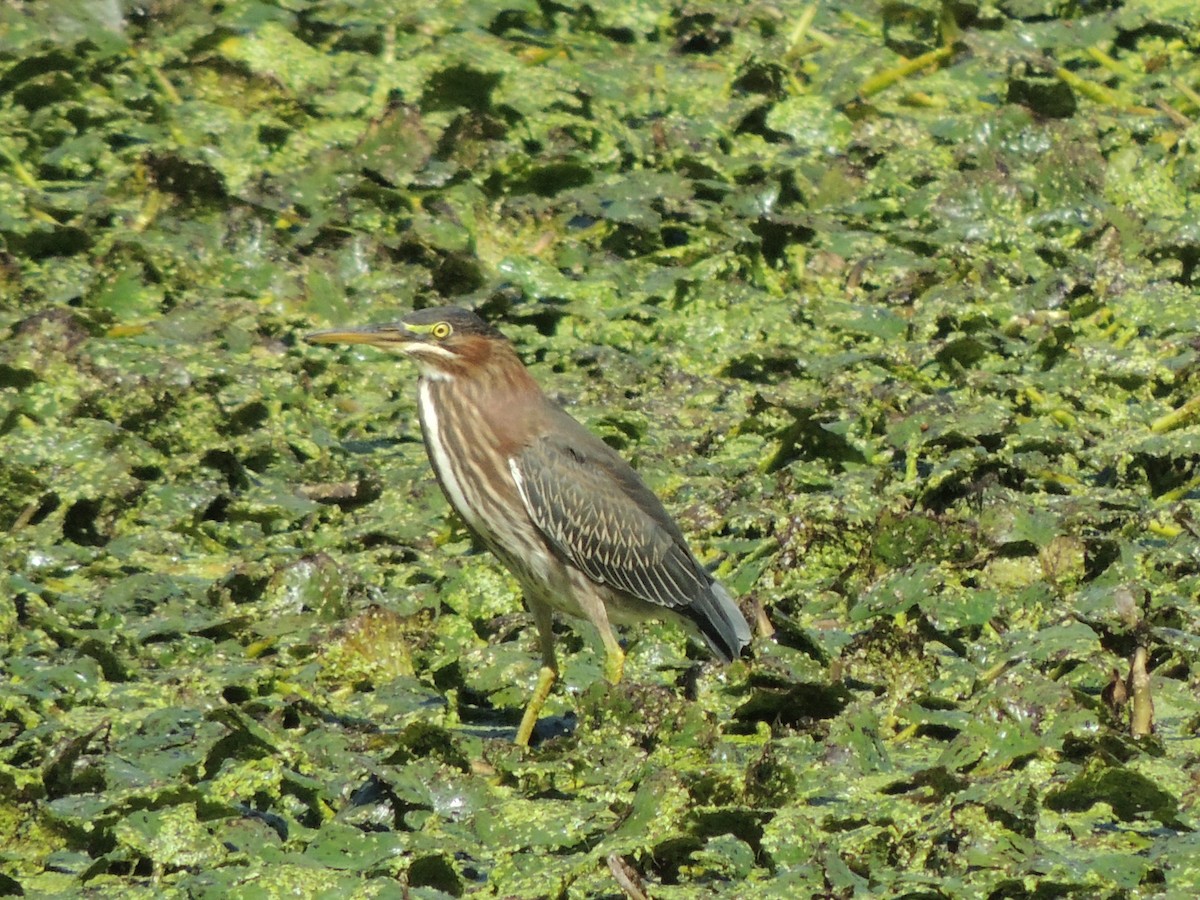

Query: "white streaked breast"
<box><xmin>418</xmin><ymin>378</ymin><xmax>479</xmax><ymax>531</ymax></box>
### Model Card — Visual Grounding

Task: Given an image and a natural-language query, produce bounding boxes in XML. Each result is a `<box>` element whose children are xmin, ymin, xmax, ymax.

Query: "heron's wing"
<box><xmin>511</xmin><ymin>428</ymin><xmax>712</xmax><ymax>615</ymax></box>
<box><xmin>511</xmin><ymin>407</ymin><xmax>751</xmax><ymax>661</ymax></box>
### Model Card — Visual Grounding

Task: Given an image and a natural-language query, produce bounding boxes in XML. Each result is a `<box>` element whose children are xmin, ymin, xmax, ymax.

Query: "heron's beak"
<box><xmin>304</xmin><ymin>323</ymin><xmax>414</xmax><ymax>347</ymax></box>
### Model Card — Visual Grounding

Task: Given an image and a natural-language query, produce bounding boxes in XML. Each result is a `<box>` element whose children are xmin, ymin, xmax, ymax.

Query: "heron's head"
<box><xmin>306</xmin><ymin>306</ymin><xmax>509</xmax><ymax>380</ymax></box>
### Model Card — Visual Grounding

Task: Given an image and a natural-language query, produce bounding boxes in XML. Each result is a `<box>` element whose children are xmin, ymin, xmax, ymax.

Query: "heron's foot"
<box><xmin>515</xmin><ymin>665</ymin><xmax>557</xmax><ymax>747</ymax></box>
<box><xmin>603</xmin><ymin>644</ymin><xmax>625</xmax><ymax>686</ymax></box>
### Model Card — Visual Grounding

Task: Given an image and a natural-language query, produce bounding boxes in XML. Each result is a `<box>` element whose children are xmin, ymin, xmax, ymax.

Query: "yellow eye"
<box><xmin>431</xmin><ymin>322</ymin><xmax>452</xmax><ymax>339</ymax></box>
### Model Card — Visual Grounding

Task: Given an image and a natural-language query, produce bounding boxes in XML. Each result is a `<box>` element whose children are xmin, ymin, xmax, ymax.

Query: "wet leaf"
<box><xmin>113</xmin><ymin>806</ymin><xmax>226</xmax><ymax>869</ymax></box>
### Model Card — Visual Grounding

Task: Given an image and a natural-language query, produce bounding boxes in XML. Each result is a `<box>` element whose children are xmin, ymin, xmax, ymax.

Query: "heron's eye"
<box><xmin>431</xmin><ymin>322</ymin><xmax>453</xmax><ymax>339</ymax></box>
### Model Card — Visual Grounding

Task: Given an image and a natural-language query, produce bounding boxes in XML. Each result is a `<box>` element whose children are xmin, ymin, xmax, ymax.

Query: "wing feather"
<box><xmin>512</xmin><ymin>430</ymin><xmax>711</xmax><ymax>612</ymax></box>
<box><xmin>509</xmin><ymin>409</ymin><xmax>752</xmax><ymax>661</ymax></box>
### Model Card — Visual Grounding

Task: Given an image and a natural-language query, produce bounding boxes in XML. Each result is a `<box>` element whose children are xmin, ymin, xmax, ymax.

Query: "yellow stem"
<box><xmin>859</xmin><ymin>45</ymin><xmax>954</xmax><ymax>98</ymax></box>
<box><xmin>1150</xmin><ymin>393</ymin><xmax>1200</xmax><ymax>433</ymax></box>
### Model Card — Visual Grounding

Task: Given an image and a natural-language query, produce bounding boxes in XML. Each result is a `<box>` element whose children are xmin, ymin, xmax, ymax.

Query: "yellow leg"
<box><xmin>515</xmin><ymin>664</ymin><xmax>557</xmax><ymax>747</ymax></box>
<box><xmin>514</xmin><ymin>599</ymin><xmax>624</xmax><ymax>744</ymax></box>
<box><xmin>575</xmin><ymin>586</ymin><xmax>625</xmax><ymax>685</ymax></box>
<box><xmin>601</xmin><ymin>628</ymin><xmax>625</xmax><ymax>685</ymax></box>
<box><xmin>516</xmin><ymin>599</ymin><xmax>559</xmax><ymax>747</ymax></box>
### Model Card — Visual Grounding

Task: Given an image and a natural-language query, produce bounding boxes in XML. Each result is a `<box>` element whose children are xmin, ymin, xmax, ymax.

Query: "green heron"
<box><xmin>307</xmin><ymin>307</ymin><xmax>751</xmax><ymax>745</ymax></box>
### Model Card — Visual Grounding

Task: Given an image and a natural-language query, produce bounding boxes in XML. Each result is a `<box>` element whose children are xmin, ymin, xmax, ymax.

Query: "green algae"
<box><xmin>2</xmin><ymin>0</ymin><xmax>1199</xmax><ymax>896</ymax></box>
